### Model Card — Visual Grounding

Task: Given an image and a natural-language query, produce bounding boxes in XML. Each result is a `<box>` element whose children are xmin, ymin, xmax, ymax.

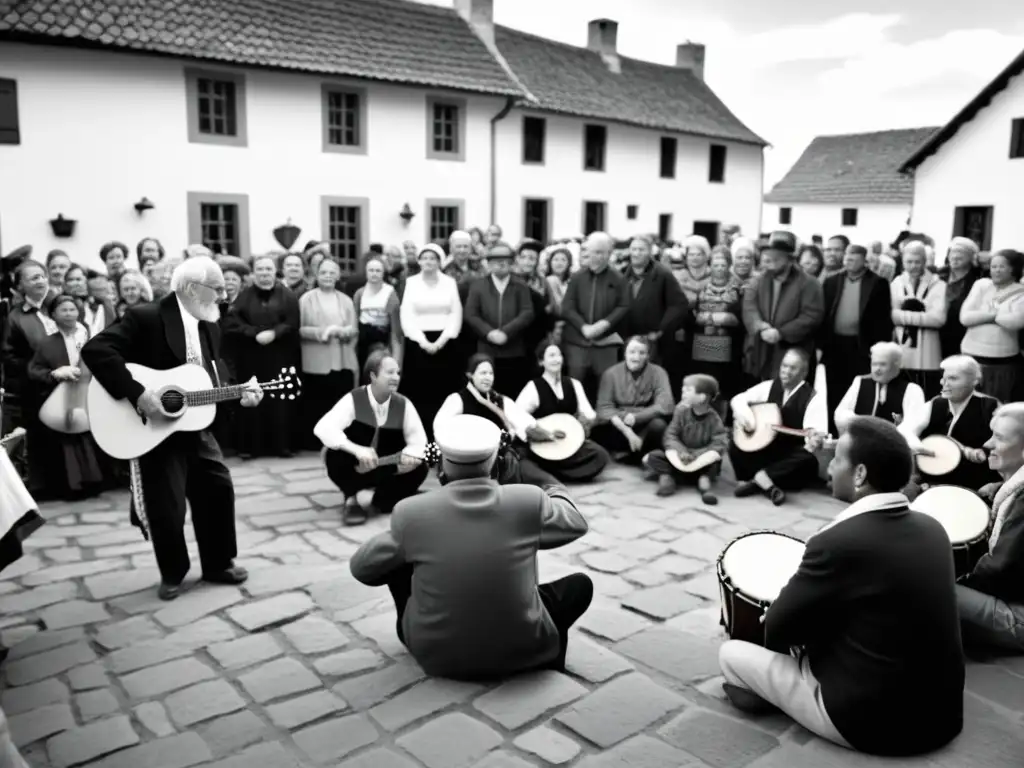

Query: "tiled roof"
<box><xmin>901</xmin><ymin>48</ymin><xmax>1024</xmax><ymax>172</ymax></box>
<box><xmin>764</xmin><ymin>128</ymin><xmax>939</xmax><ymax>205</ymax></box>
<box><xmin>0</xmin><ymin>0</ymin><xmax>523</xmax><ymax>96</ymax></box>
<box><xmin>493</xmin><ymin>26</ymin><xmax>765</xmax><ymax>146</ymax></box>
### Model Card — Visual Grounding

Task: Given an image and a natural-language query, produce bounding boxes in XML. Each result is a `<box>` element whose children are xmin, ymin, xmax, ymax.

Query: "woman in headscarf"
<box><xmin>353</xmin><ymin>254</ymin><xmax>402</xmax><ymax>374</ymax></box>
<box><xmin>890</xmin><ymin>242</ymin><xmax>947</xmax><ymax>398</ymax></box>
<box><xmin>938</xmin><ymin>237</ymin><xmax>981</xmax><ymax>359</ymax></box>
<box><xmin>224</xmin><ymin>254</ymin><xmax>302</xmax><ymax>458</ymax></box>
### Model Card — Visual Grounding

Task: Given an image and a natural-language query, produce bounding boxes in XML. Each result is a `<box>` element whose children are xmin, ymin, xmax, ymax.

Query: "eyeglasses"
<box><xmin>197</xmin><ymin>282</ymin><xmax>228</xmax><ymax>297</ymax></box>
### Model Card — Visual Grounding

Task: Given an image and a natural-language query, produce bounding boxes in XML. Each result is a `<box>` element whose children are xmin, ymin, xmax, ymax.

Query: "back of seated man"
<box><xmin>833</xmin><ymin>341</ymin><xmax>925</xmax><ymax>433</ymax></box>
<box><xmin>956</xmin><ymin>403</ymin><xmax>1024</xmax><ymax>653</ymax></box>
<box><xmin>898</xmin><ymin>354</ymin><xmax>1000</xmax><ymax>494</ymax></box>
<box><xmin>719</xmin><ymin>416</ymin><xmax>964</xmax><ymax>756</ymax></box>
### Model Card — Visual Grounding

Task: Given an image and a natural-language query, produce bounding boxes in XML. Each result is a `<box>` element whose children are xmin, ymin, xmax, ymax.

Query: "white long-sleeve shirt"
<box><xmin>314</xmin><ymin>387</ymin><xmax>427</xmax><ymax>459</ymax></box>
<box><xmin>399</xmin><ymin>272</ymin><xmax>463</xmax><ymax>346</ymax></box>
<box><xmin>434</xmin><ymin>389</ymin><xmax>536</xmax><ymax>442</ymax></box>
<box><xmin>834</xmin><ymin>376</ymin><xmax>925</xmax><ymax>433</ymax></box>
<box><xmin>730</xmin><ymin>379</ymin><xmax>827</xmax><ymax>434</ymax></box>
<box><xmin>515</xmin><ymin>374</ymin><xmax>597</xmax><ymax>422</ymax></box>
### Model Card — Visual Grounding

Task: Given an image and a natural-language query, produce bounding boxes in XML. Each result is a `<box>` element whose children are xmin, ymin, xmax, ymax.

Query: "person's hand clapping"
<box><xmin>256</xmin><ymin>329</ymin><xmax>276</xmax><ymax>346</ymax></box>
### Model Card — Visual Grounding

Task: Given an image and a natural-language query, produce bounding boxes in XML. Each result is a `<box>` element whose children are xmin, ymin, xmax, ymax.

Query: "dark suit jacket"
<box><xmin>620</xmin><ymin>261</ymin><xmax>688</xmax><ymax>337</ymax></box>
<box><xmin>561</xmin><ymin>267</ymin><xmax>629</xmax><ymax>348</ymax></box>
<box><xmin>766</xmin><ymin>501</ymin><xmax>964</xmax><ymax>756</ymax></box>
<box><xmin>349</xmin><ymin>479</ymin><xmax>587</xmax><ymax>680</ymax></box>
<box><xmin>464</xmin><ymin>276</ymin><xmax>535</xmax><ymax>358</ymax></box>
<box><xmin>81</xmin><ymin>294</ymin><xmax>224</xmax><ymax>409</ymax></box>
<box><xmin>819</xmin><ymin>270</ymin><xmax>893</xmax><ymax>364</ymax></box>
<box><xmin>742</xmin><ymin>266</ymin><xmax>824</xmax><ymax>380</ymax></box>
<box><xmin>963</xmin><ymin>490</ymin><xmax>1024</xmax><ymax>603</ymax></box>
<box><xmin>27</xmin><ymin>331</ymin><xmax>77</xmax><ymax>398</ymax></box>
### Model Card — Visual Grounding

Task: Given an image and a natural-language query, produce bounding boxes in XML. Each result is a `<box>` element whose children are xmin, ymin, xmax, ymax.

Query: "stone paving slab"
<box><xmin>0</xmin><ymin>456</ymin><xmax>1019</xmax><ymax>768</ymax></box>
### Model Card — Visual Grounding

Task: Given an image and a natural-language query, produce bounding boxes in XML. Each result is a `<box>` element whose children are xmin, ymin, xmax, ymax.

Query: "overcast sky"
<box><xmin>416</xmin><ymin>0</ymin><xmax>1024</xmax><ymax>188</ymax></box>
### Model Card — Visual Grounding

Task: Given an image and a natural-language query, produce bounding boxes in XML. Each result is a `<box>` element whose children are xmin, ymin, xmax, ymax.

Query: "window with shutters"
<box><xmin>426</xmin><ymin>199</ymin><xmax>463</xmax><ymax>244</ymax></box>
<box><xmin>321</xmin><ymin>197</ymin><xmax>368</xmax><ymax>273</ymax></box>
<box><xmin>0</xmin><ymin>79</ymin><xmax>19</xmax><ymax>145</ymax></box>
<box><xmin>185</xmin><ymin>69</ymin><xmax>247</xmax><ymax>146</ymax></box>
<box><xmin>186</xmin><ymin>192</ymin><xmax>250</xmax><ymax>257</ymax></box>
<box><xmin>426</xmin><ymin>97</ymin><xmax>466</xmax><ymax>161</ymax></box>
<box><xmin>322</xmin><ymin>85</ymin><xmax>366</xmax><ymax>153</ymax></box>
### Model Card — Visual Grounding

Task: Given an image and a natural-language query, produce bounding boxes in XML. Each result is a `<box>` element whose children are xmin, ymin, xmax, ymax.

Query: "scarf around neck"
<box><xmin>990</xmin><ymin>463</ymin><xmax>1024</xmax><ymax>548</ymax></box>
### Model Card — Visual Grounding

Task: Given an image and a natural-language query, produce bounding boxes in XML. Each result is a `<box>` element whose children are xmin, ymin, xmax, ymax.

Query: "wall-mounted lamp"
<box><xmin>399</xmin><ymin>203</ymin><xmax>415</xmax><ymax>223</ymax></box>
<box><xmin>273</xmin><ymin>218</ymin><xmax>301</xmax><ymax>251</ymax></box>
<box><xmin>134</xmin><ymin>197</ymin><xmax>155</xmax><ymax>214</ymax></box>
<box><xmin>49</xmin><ymin>214</ymin><xmax>77</xmax><ymax>239</ymax></box>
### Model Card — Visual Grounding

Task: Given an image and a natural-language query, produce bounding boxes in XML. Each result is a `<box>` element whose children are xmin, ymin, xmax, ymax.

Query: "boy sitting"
<box><xmin>643</xmin><ymin>374</ymin><xmax>728</xmax><ymax>504</ymax></box>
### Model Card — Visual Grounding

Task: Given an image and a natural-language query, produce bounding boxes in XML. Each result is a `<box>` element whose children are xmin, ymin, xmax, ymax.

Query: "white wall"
<box><xmin>495</xmin><ymin>109</ymin><xmax>764</xmax><ymax>242</ymax></box>
<box><xmin>909</xmin><ymin>71</ymin><xmax>1024</xmax><ymax>256</ymax></box>
<box><xmin>0</xmin><ymin>44</ymin><xmax>503</xmax><ymax>270</ymax></box>
<box><xmin>761</xmin><ymin>202</ymin><xmax>911</xmax><ymax>246</ymax></box>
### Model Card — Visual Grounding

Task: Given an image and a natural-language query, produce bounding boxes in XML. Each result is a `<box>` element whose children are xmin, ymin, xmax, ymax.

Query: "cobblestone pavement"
<box><xmin>2</xmin><ymin>454</ymin><xmax>1023</xmax><ymax>768</ymax></box>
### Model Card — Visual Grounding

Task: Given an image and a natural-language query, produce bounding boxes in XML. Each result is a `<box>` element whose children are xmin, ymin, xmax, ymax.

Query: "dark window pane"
<box><xmin>199</xmin><ymin>203</ymin><xmax>239</xmax><ymax>256</ymax></box>
<box><xmin>584</xmin><ymin>125</ymin><xmax>606</xmax><ymax>171</ymax></box>
<box><xmin>660</xmin><ymin>137</ymin><xmax>677</xmax><ymax>179</ymax></box>
<box><xmin>708</xmin><ymin>144</ymin><xmax>727</xmax><ymax>182</ymax></box>
<box><xmin>523</xmin><ymin>116</ymin><xmax>545</xmax><ymax>163</ymax></box>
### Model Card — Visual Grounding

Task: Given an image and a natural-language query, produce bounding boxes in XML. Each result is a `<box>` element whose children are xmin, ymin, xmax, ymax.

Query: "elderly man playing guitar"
<box><xmin>82</xmin><ymin>257</ymin><xmax>263</xmax><ymax>600</ymax></box>
<box><xmin>729</xmin><ymin>348</ymin><xmax>828</xmax><ymax>506</ymax></box>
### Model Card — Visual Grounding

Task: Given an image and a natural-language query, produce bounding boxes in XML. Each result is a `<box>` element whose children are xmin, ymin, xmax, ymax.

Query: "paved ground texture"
<box><xmin>1</xmin><ymin>454</ymin><xmax>1022</xmax><ymax>768</ymax></box>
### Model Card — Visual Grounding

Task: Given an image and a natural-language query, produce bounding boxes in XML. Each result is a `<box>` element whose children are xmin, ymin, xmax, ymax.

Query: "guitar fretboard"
<box><xmin>184</xmin><ymin>385</ymin><xmax>251</xmax><ymax>407</ymax></box>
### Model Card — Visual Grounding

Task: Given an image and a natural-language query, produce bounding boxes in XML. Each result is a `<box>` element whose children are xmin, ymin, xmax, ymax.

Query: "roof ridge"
<box><xmin>811</xmin><ymin>127</ymin><xmax>940</xmax><ymax>141</ymax></box>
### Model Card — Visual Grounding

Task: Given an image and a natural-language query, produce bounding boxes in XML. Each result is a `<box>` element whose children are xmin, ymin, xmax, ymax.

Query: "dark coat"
<box><xmin>742</xmin><ymin>266</ymin><xmax>824</xmax><ymax>380</ymax></box>
<box><xmin>819</xmin><ymin>270</ymin><xmax>893</xmax><ymax>364</ymax></box>
<box><xmin>963</xmin><ymin>489</ymin><xmax>1024</xmax><ymax>603</ymax></box>
<box><xmin>620</xmin><ymin>261</ymin><xmax>689</xmax><ymax>337</ymax></box>
<box><xmin>1</xmin><ymin>303</ymin><xmax>52</xmax><ymax>401</ymax></box>
<box><xmin>27</xmin><ymin>331</ymin><xmax>77</xmax><ymax>398</ymax></box>
<box><xmin>464</xmin><ymin>276</ymin><xmax>535</xmax><ymax>359</ymax></box>
<box><xmin>561</xmin><ymin>267</ymin><xmax>630</xmax><ymax>348</ymax></box>
<box><xmin>221</xmin><ymin>284</ymin><xmax>300</xmax><ymax>381</ymax></box>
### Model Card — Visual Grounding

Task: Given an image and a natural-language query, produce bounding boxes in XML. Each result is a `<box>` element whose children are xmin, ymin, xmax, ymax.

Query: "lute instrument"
<box><xmin>732</xmin><ymin>402</ymin><xmax>820</xmax><ymax>453</ymax></box>
<box><xmin>529</xmin><ymin>413</ymin><xmax>584</xmax><ymax>462</ymax></box>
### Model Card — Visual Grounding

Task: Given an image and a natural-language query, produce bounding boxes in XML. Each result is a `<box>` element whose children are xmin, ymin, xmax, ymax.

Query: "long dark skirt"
<box><xmin>31</xmin><ymin>425</ymin><xmax>106</xmax><ymax>500</ymax></box>
<box><xmin>237</xmin><ymin>395</ymin><xmax>296</xmax><ymax>458</ymax></box>
<box><xmin>528</xmin><ymin>439</ymin><xmax>609</xmax><ymax>482</ymax></box>
<box><xmin>402</xmin><ymin>330</ymin><xmax>461</xmax><ymax>442</ymax></box>
<box><xmin>303</xmin><ymin>369</ymin><xmax>356</xmax><ymax>450</ymax></box>
<box><xmin>977</xmin><ymin>357</ymin><xmax>1023</xmax><ymax>405</ymax></box>
<box><xmin>357</xmin><ymin>324</ymin><xmax>392</xmax><ymax>382</ymax></box>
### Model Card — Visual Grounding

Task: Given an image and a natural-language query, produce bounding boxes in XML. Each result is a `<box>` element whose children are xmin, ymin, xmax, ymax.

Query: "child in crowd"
<box><xmin>643</xmin><ymin>374</ymin><xmax>728</xmax><ymax>504</ymax></box>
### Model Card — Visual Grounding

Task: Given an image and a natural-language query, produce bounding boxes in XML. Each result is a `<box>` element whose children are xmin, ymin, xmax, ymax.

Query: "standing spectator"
<box><xmin>136</xmin><ymin>237</ymin><xmax>164</xmax><ymax>273</ymax></box>
<box><xmin>692</xmin><ymin>247</ymin><xmax>743</xmax><ymax>403</ymax></box>
<box><xmin>281</xmin><ymin>253</ymin><xmax>309</xmax><ymax>300</ymax></box>
<box><xmin>46</xmin><ymin>249</ymin><xmax>71</xmax><ymax>292</ymax></box>
<box><xmin>820</xmin><ymin>235</ymin><xmax>847</xmax><ymax>282</ymax></box>
<box><xmin>938</xmin><ymin>238</ymin><xmax>981</xmax><ymax>359</ymax></box>
<box><xmin>115</xmin><ymin>270</ymin><xmax>153</xmax><ymax>319</ymax></box>
<box><xmin>891</xmin><ymin>244</ymin><xmax>947</xmax><ymax>398</ymax></box>
<box><xmin>544</xmin><ymin>246</ymin><xmax>573</xmax><ymax>315</ymax></box>
<box><xmin>83</xmin><ymin>269</ymin><xmax>116</xmax><ymax>338</ymax></box>
<box><xmin>730</xmin><ymin>237</ymin><xmax>760</xmax><ymax>295</ymax></box>
<box><xmin>99</xmin><ymin>241</ymin><xmax>130</xmax><ymax>283</ymax></box>
<box><xmin>353</xmin><ymin>255</ymin><xmax>403</xmax><ymax>373</ymax></box>
<box><xmin>798</xmin><ymin>245</ymin><xmax>824</xmax><ymax>279</ymax></box>
<box><xmin>514</xmin><ymin>239</ymin><xmax>553</xmax><ymax>355</ymax></box>
<box><xmin>63</xmin><ymin>263</ymin><xmax>89</xmax><ymax>303</ymax></box>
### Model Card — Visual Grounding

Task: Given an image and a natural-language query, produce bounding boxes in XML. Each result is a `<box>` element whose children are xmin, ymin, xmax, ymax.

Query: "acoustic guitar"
<box><xmin>88</xmin><ymin>363</ymin><xmax>300</xmax><ymax>460</ymax></box>
<box><xmin>39</xmin><ymin>364</ymin><xmax>92</xmax><ymax>435</ymax></box>
<box><xmin>732</xmin><ymin>402</ymin><xmax>819</xmax><ymax>453</ymax></box>
<box><xmin>319</xmin><ymin>446</ymin><xmax>417</xmax><ymax>474</ymax></box>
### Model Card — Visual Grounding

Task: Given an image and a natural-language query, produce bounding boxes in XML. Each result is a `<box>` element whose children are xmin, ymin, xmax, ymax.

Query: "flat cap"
<box><xmin>436</xmin><ymin>415</ymin><xmax>501</xmax><ymax>465</ymax></box>
<box><xmin>764</xmin><ymin>231</ymin><xmax>797</xmax><ymax>256</ymax></box>
<box><xmin>486</xmin><ymin>242</ymin><xmax>516</xmax><ymax>260</ymax></box>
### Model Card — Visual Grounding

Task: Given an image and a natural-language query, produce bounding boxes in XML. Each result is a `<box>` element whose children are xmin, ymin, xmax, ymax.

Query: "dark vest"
<box><xmin>853</xmin><ymin>374</ymin><xmax>911</xmax><ymax>424</ymax></box>
<box><xmin>457</xmin><ymin>388</ymin><xmax>507</xmax><ymax>432</ymax></box>
<box><xmin>766</xmin><ymin>379</ymin><xmax>814</xmax><ymax>450</ymax></box>
<box><xmin>343</xmin><ymin>387</ymin><xmax>408</xmax><ymax>457</ymax></box>
<box><xmin>921</xmin><ymin>393</ymin><xmax>1000</xmax><ymax>488</ymax></box>
<box><xmin>532</xmin><ymin>376</ymin><xmax>578</xmax><ymax>419</ymax></box>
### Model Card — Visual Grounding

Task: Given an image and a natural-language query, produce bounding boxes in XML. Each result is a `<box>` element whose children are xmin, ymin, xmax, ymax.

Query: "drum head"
<box><xmin>720</xmin><ymin>532</ymin><xmax>805</xmax><ymax>603</ymax></box>
<box><xmin>911</xmin><ymin>485</ymin><xmax>990</xmax><ymax>543</ymax></box>
<box><xmin>530</xmin><ymin>413</ymin><xmax>585</xmax><ymax>462</ymax></box>
<box><xmin>669</xmin><ymin>450</ymin><xmax>721</xmax><ymax>474</ymax></box>
<box><xmin>916</xmin><ymin>435</ymin><xmax>961</xmax><ymax>476</ymax></box>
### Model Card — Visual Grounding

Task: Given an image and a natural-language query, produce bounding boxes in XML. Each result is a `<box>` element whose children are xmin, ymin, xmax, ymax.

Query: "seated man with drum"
<box><xmin>349</xmin><ymin>415</ymin><xmax>593</xmax><ymax>679</ymax></box>
<box><xmin>833</xmin><ymin>342</ymin><xmax>925</xmax><ymax>433</ymax></box>
<box><xmin>898</xmin><ymin>354</ymin><xmax>1000</xmax><ymax>494</ymax></box>
<box><xmin>954</xmin><ymin>403</ymin><xmax>1024</xmax><ymax>653</ymax></box>
<box><xmin>719</xmin><ymin>416</ymin><xmax>964</xmax><ymax>756</ymax></box>
<box><xmin>514</xmin><ymin>342</ymin><xmax>610</xmax><ymax>483</ymax></box>
<box><xmin>643</xmin><ymin>374</ymin><xmax>728</xmax><ymax>504</ymax></box>
<box><xmin>314</xmin><ymin>349</ymin><xmax>429</xmax><ymax>525</ymax></box>
<box><xmin>729</xmin><ymin>348</ymin><xmax>827</xmax><ymax>506</ymax></box>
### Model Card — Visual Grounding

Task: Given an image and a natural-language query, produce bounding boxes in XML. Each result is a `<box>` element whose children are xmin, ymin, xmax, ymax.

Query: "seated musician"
<box><xmin>514</xmin><ymin>342</ymin><xmax>610</xmax><ymax>483</ymax></box>
<box><xmin>643</xmin><ymin>374</ymin><xmax>728</xmax><ymax>504</ymax></box>
<box><xmin>314</xmin><ymin>349</ymin><xmax>428</xmax><ymax>525</ymax></box>
<box><xmin>956</xmin><ymin>403</ymin><xmax>1024</xmax><ymax>653</ymax></box>
<box><xmin>898</xmin><ymin>354</ymin><xmax>1000</xmax><ymax>493</ymax></box>
<box><xmin>720</xmin><ymin>416</ymin><xmax>964</xmax><ymax>756</ymax></box>
<box><xmin>434</xmin><ymin>353</ymin><xmax>560</xmax><ymax>486</ymax></box>
<box><xmin>592</xmin><ymin>335</ymin><xmax>674</xmax><ymax>464</ymax></box>
<box><xmin>833</xmin><ymin>341</ymin><xmax>925</xmax><ymax>433</ymax></box>
<box><xmin>729</xmin><ymin>348</ymin><xmax>826</xmax><ymax>505</ymax></box>
<box><xmin>349</xmin><ymin>414</ymin><xmax>593</xmax><ymax>679</ymax></box>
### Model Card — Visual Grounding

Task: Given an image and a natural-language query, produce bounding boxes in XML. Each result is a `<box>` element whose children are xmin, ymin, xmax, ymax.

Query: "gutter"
<box><xmin>489</xmin><ymin>96</ymin><xmax>516</xmax><ymax>225</ymax></box>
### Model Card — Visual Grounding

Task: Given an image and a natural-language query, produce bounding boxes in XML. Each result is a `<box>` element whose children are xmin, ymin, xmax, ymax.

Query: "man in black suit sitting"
<box><xmin>82</xmin><ymin>257</ymin><xmax>262</xmax><ymax>600</ymax></box>
<box><xmin>719</xmin><ymin>416</ymin><xmax>964</xmax><ymax>756</ymax></box>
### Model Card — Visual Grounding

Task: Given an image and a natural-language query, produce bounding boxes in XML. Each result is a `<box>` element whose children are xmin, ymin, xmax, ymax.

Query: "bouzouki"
<box><xmin>732</xmin><ymin>402</ymin><xmax>819</xmax><ymax>453</ymax></box>
<box><xmin>39</xmin><ymin>363</ymin><xmax>92</xmax><ymax>435</ymax></box>
<box><xmin>88</xmin><ymin>363</ymin><xmax>300</xmax><ymax>460</ymax></box>
<box><xmin>529</xmin><ymin>413</ymin><xmax>584</xmax><ymax>462</ymax></box>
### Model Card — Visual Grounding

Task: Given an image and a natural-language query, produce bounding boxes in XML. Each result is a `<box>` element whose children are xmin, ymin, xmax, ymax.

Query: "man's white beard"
<box><xmin>190</xmin><ymin>301</ymin><xmax>220</xmax><ymax>323</ymax></box>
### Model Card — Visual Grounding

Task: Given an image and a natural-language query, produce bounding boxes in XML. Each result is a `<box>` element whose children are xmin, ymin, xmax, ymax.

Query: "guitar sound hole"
<box><xmin>160</xmin><ymin>390</ymin><xmax>186</xmax><ymax>415</ymax></box>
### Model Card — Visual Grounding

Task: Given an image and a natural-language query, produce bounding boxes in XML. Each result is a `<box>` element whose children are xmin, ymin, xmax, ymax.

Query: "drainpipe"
<box><xmin>490</xmin><ymin>96</ymin><xmax>516</xmax><ymax>226</ymax></box>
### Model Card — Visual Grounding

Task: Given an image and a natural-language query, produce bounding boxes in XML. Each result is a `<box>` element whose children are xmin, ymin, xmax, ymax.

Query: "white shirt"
<box><xmin>814</xmin><ymin>492</ymin><xmax>909</xmax><ymax>537</ymax></box>
<box><xmin>83</xmin><ymin>301</ymin><xmax>106</xmax><ymax>339</ymax></box>
<box><xmin>730</xmin><ymin>378</ymin><xmax>828</xmax><ymax>434</ymax></box>
<box><xmin>898</xmin><ymin>392</ymin><xmax>978</xmax><ymax>451</ymax></box>
<box><xmin>313</xmin><ymin>386</ymin><xmax>427</xmax><ymax>459</ymax></box>
<box><xmin>491</xmin><ymin>274</ymin><xmax>510</xmax><ymax>295</ymax></box>
<box><xmin>61</xmin><ymin>324</ymin><xmax>88</xmax><ymax>367</ymax></box>
<box><xmin>176</xmin><ymin>295</ymin><xmax>203</xmax><ymax>367</ymax></box>
<box><xmin>399</xmin><ymin>273</ymin><xmax>463</xmax><ymax>345</ymax></box>
<box><xmin>834</xmin><ymin>376</ymin><xmax>925</xmax><ymax>432</ymax></box>
<box><xmin>515</xmin><ymin>373</ymin><xmax>597</xmax><ymax>422</ymax></box>
<box><xmin>434</xmin><ymin>389</ymin><xmax>536</xmax><ymax>442</ymax></box>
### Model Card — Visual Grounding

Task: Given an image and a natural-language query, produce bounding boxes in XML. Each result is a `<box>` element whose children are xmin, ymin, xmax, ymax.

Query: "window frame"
<box><xmin>841</xmin><ymin>208</ymin><xmax>858</xmax><ymax>227</ymax></box>
<box><xmin>582</xmin><ymin>200</ymin><xmax>607</xmax><ymax>235</ymax></box>
<box><xmin>658</xmin><ymin>213</ymin><xmax>673</xmax><ymax>241</ymax></box>
<box><xmin>186</xmin><ymin>192</ymin><xmax>250</xmax><ymax>257</ymax></box>
<box><xmin>320</xmin><ymin>196</ymin><xmax>370</xmax><ymax>274</ymax></box>
<box><xmin>425</xmin><ymin>96</ymin><xmax>467</xmax><ymax>162</ymax></box>
<box><xmin>522</xmin><ymin>115</ymin><xmax>546</xmax><ymax>165</ymax></box>
<box><xmin>184</xmin><ymin>67</ymin><xmax>247</xmax><ymax>147</ymax></box>
<box><xmin>321</xmin><ymin>83</ymin><xmax>368</xmax><ymax>155</ymax></box>
<box><xmin>708</xmin><ymin>143</ymin><xmax>727</xmax><ymax>183</ymax></box>
<box><xmin>0</xmin><ymin>78</ymin><xmax>19</xmax><ymax>145</ymax></box>
<box><xmin>583</xmin><ymin>123</ymin><xmax>607</xmax><ymax>172</ymax></box>
<box><xmin>779</xmin><ymin>207</ymin><xmax>792</xmax><ymax>225</ymax></box>
<box><xmin>660</xmin><ymin>136</ymin><xmax>677</xmax><ymax>179</ymax></box>
<box><xmin>425</xmin><ymin>198</ymin><xmax>465</xmax><ymax>244</ymax></box>
<box><xmin>522</xmin><ymin>197</ymin><xmax>552</xmax><ymax>243</ymax></box>
<box><xmin>1010</xmin><ymin>118</ymin><xmax>1024</xmax><ymax>159</ymax></box>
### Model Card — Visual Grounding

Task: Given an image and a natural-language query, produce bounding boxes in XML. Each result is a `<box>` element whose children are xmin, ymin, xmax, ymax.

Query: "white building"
<box><xmin>763</xmin><ymin>128</ymin><xmax>937</xmax><ymax>246</ymax></box>
<box><xmin>900</xmin><ymin>48</ymin><xmax>1024</xmax><ymax>257</ymax></box>
<box><xmin>0</xmin><ymin>0</ymin><xmax>764</xmax><ymax>272</ymax></box>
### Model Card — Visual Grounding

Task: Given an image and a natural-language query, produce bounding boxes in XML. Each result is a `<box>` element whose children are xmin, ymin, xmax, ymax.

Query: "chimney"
<box><xmin>587</xmin><ymin>19</ymin><xmax>620</xmax><ymax>74</ymax></box>
<box><xmin>676</xmin><ymin>42</ymin><xmax>706</xmax><ymax>81</ymax></box>
<box><xmin>455</xmin><ymin>0</ymin><xmax>495</xmax><ymax>49</ymax></box>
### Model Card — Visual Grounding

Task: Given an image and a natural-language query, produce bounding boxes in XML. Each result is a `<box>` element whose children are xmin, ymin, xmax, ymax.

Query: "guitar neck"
<box><xmin>184</xmin><ymin>384</ymin><xmax>249</xmax><ymax>408</ymax></box>
<box><xmin>771</xmin><ymin>425</ymin><xmax>812</xmax><ymax>437</ymax></box>
<box><xmin>376</xmin><ymin>452</ymin><xmax>404</xmax><ymax>467</ymax></box>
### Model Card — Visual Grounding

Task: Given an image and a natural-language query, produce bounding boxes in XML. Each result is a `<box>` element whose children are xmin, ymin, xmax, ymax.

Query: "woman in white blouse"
<box><xmin>890</xmin><ymin>244</ymin><xmax>947</xmax><ymax>398</ymax></box>
<box><xmin>515</xmin><ymin>343</ymin><xmax>609</xmax><ymax>482</ymax></box>
<box><xmin>399</xmin><ymin>244</ymin><xmax>463</xmax><ymax>439</ymax></box>
<box><xmin>353</xmin><ymin>255</ymin><xmax>403</xmax><ymax>375</ymax></box>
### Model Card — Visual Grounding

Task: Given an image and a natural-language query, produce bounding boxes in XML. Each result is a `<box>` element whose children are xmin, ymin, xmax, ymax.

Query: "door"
<box><xmin>692</xmin><ymin>220</ymin><xmax>720</xmax><ymax>245</ymax></box>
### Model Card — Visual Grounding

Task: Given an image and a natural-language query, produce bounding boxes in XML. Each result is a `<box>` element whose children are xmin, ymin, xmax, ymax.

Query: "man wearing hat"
<box><xmin>742</xmin><ymin>231</ymin><xmax>824</xmax><ymax>382</ymax></box>
<box><xmin>464</xmin><ymin>242</ymin><xmax>535</xmax><ymax>397</ymax></box>
<box><xmin>349</xmin><ymin>414</ymin><xmax>593</xmax><ymax>680</ymax></box>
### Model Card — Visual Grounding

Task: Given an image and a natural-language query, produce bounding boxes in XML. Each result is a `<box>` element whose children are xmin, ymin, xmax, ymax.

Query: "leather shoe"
<box><xmin>203</xmin><ymin>565</ymin><xmax>248</xmax><ymax>585</ymax></box>
<box><xmin>158</xmin><ymin>582</ymin><xmax>182</xmax><ymax>601</ymax></box>
<box><xmin>722</xmin><ymin>683</ymin><xmax>778</xmax><ymax>715</ymax></box>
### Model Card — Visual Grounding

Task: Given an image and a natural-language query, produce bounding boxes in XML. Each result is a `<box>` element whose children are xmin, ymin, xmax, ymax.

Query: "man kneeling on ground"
<box><xmin>349</xmin><ymin>414</ymin><xmax>593</xmax><ymax>679</ymax></box>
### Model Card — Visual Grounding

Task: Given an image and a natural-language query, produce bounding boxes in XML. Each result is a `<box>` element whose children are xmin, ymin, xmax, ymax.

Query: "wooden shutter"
<box><xmin>0</xmin><ymin>79</ymin><xmax>19</xmax><ymax>145</ymax></box>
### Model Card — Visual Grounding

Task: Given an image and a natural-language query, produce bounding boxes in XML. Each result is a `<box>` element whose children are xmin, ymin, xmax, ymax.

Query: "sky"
<box><xmin>415</xmin><ymin>0</ymin><xmax>1024</xmax><ymax>188</ymax></box>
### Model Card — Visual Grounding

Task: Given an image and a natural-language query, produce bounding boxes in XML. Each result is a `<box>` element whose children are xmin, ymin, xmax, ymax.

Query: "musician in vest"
<box><xmin>729</xmin><ymin>348</ymin><xmax>827</xmax><ymax>506</ymax></box>
<box><xmin>314</xmin><ymin>349</ymin><xmax>429</xmax><ymax>526</ymax></box>
<box><xmin>898</xmin><ymin>354</ymin><xmax>1000</xmax><ymax>493</ymax></box>
<box><xmin>833</xmin><ymin>342</ymin><xmax>925</xmax><ymax>433</ymax></box>
<box><xmin>955</xmin><ymin>403</ymin><xmax>1024</xmax><ymax>652</ymax></box>
<box><xmin>720</xmin><ymin>417</ymin><xmax>964</xmax><ymax>756</ymax></box>
<box><xmin>81</xmin><ymin>257</ymin><xmax>263</xmax><ymax>600</ymax></box>
<box><xmin>349</xmin><ymin>415</ymin><xmax>593</xmax><ymax>679</ymax></box>
<box><xmin>514</xmin><ymin>343</ymin><xmax>610</xmax><ymax>482</ymax></box>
